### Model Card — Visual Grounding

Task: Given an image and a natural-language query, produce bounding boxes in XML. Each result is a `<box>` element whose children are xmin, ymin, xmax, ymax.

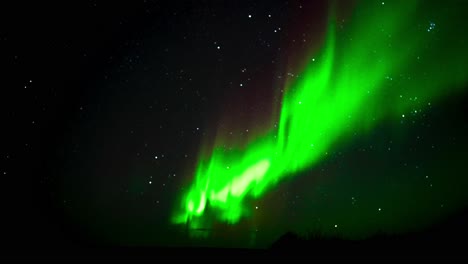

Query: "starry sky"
<box><xmin>3</xmin><ymin>0</ymin><xmax>468</xmax><ymax>250</ymax></box>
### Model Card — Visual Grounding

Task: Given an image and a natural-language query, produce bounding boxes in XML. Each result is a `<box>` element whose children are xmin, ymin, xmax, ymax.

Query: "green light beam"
<box><xmin>171</xmin><ymin>0</ymin><xmax>468</xmax><ymax>230</ymax></box>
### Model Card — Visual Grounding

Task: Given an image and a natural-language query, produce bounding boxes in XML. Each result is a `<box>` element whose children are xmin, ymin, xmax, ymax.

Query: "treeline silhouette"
<box><xmin>269</xmin><ymin>208</ymin><xmax>468</xmax><ymax>260</ymax></box>
<box><xmin>4</xmin><ymin>208</ymin><xmax>468</xmax><ymax>260</ymax></box>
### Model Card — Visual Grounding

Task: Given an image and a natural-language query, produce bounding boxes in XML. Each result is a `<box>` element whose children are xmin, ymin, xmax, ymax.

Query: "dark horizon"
<box><xmin>6</xmin><ymin>206</ymin><xmax>468</xmax><ymax>260</ymax></box>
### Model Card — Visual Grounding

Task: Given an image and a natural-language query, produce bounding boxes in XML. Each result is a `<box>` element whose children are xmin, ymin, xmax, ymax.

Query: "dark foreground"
<box><xmin>5</xmin><ymin>236</ymin><xmax>468</xmax><ymax>260</ymax></box>
<box><xmin>5</xmin><ymin>240</ymin><xmax>467</xmax><ymax>261</ymax></box>
<box><xmin>4</xmin><ymin>209</ymin><xmax>468</xmax><ymax>261</ymax></box>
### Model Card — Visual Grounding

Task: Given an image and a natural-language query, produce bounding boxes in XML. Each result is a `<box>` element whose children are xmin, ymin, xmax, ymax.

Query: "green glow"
<box><xmin>172</xmin><ymin>1</ymin><xmax>468</xmax><ymax>230</ymax></box>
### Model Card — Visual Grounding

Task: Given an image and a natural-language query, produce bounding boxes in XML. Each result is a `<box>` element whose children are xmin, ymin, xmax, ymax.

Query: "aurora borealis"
<box><xmin>6</xmin><ymin>0</ymin><xmax>468</xmax><ymax>258</ymax></box>
<box><xmin>172</xmin><ymin>0</ymin><xmax>468</xmax><ymax>237</ymax></box>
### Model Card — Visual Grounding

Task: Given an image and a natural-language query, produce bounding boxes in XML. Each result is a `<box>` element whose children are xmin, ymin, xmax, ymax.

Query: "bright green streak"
<box><xmin>172</xmin><ymin>1</ymin><xmax>468</xmax><ymax>229</ymax></box>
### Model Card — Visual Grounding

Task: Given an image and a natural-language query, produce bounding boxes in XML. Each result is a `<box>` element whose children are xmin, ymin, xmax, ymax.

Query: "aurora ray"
<box><xmin>172</xmin><ymin>0</ymin><xmax>468</xmax><ymax>230</ymax></box>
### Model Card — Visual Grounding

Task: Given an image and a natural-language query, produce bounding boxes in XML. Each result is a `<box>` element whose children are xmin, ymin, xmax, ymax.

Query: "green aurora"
<box><xmin>172</xmin><ymin>0</ymin><xmax>468</xmax><ymax>235</ymax></box>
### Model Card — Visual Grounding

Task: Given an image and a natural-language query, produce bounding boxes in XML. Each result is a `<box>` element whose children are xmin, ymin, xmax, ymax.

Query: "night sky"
<box><xmin>3</xmin><ymin>0</ymin><xmax>468</xmax><ymax>252</ymax></box>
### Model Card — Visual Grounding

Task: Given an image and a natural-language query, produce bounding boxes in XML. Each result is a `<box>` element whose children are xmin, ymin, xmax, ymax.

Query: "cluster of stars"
<box><xmin>427</xmin><ymin>22</ymin><xmax>436</xmax><ymax>32</ymax></box>
<box><xmin>24</xmin><ymin>79</ymin><xmax>32</xmax><ymax>89</ymax></box>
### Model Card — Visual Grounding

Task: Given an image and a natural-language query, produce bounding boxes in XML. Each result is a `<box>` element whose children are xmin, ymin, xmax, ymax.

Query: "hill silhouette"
<box><xmin>3</xmin><ymin>208</ymin><xmax>468</xmax><ymax>261</ymax></box>
<box><xmin>269</xmin><ymin>208</ymin><xmax>468</xmax><ymax>260</ymax></box>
